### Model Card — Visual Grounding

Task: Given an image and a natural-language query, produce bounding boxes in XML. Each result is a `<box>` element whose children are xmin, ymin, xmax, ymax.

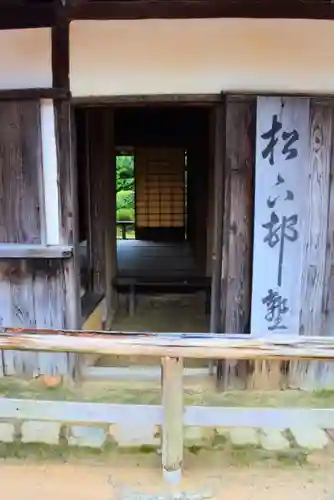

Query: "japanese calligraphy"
<box><xmin>266</xmin><ymin>175</ymin><xmax>295</xmax><ymax>208</ymax></box>
<box><xmin>252</xmin><ymin>97</ymin><xmax>309</xmax><ymax>335</ymax></box>
<box><xmin>262</xmin><ymin>289</ymin><xmax>289</xmax><ymax>331</ymax></box>
<box><xmin>262</xmin><ymin>212</ymin><xmax>298</xmax><ymax>287</ymax></box>
<box><xmin>261</xmin><ymin>114</ymin><xmax>299</xmax><ymax>165</ymax></box>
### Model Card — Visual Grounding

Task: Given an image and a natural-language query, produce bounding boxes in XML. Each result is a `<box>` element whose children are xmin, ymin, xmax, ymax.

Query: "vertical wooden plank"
<box><xmin>53</xmin><ymin>20</ymin><xmax>80</xmax><ymax>378</ymax></box>
<box><xmin>6</xmin><ymin>261</ymin><xmax>38</xmax><ymax>376</ymax></box>
<box><xmin>85</xmin><ymin>105</ymin><xmax>117</xmax><ymax>324</ymax></box>
<box><xmin>251</xmin><ymin>96</ymin><xmax>310</xmax><ymax>335</ymax></box>
<box><xmin>87</xmin><ymin>107</ymin><xmax>107</xmax><ymax>294</ymax></box>
<box><xmin>220</xmin><ymin>98</ymin><xmax>255</xmax><ymax>389</ymax></box>
<box><xmin>53</xmin><ymin>100</ymin><xmax>81</xmax><ymax>381</ymax></box>
<box><xmin>319</xmin><ymin>110</ymin><xmax>334</xmax><ymax>388</ymax></box>
<box><xmin>225</xmin><ymin>100</ymin><xmax>255</xmax><ymax>334</ymax></box>
<box><xmin>187</xmin><ymin>131</ymin><xmax>210</xmax><ymax>275</ymax></box>
<box><xmin>300</xmin><ymin>102</ymin><xmax>332</xmax><ymax>336</ymax></box>
<box><xmin>0</xmin><ymin>262</ymin><xmax>13</xmax><ymax>375</ymax></box>
<box><xmin>162</xmin><ymin>356</ymin><xmax>183</xmax><ymax>486</ymax></box>
<box><xmin>33</xmin><ymin>260</ymin><xmax>68</xmax><ymax>376</ymax></box>
<box><xmin>290</xmin><ymin>101</ymin><xmax>333</xmax><ymax>389</ymax></box>
<box><xmin>0</xmin><ymin>100</ymin><xmax>44</xmax><ymax>376</ymax></box>
<box><xmin>206</xmin><ymin>108</ymin><xmax>215</xmax><ymax>277</ymax></box>
<box><xmin>210</xmin><ymin>99</ymin><xmax>226</xmax><ymax>336</ymax></box>
<box><xmin>103</xmin><ymin>108</ymin><xmax>117</xmax><ymax>328</ymax></box>
<box><xmin>323</xmin><ymin>104</ymin><xmax>334</xmax><ymax>337</ymax></box>
<box><xmin>54</xmin><ymin>100</ymin><xmax>80</xmax><ymax>326</ymax></box>
<box><xmin>0</xmin><ymin>101</ymin><xmax>42</xmax><ymax>244</ymax></box>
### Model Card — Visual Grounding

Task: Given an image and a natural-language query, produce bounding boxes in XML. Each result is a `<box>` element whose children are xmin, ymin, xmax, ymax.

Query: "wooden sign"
<box><xmin>251</xmin><ymin>96</ymin><xmax>310</xmax><ymax>334</ymax></box>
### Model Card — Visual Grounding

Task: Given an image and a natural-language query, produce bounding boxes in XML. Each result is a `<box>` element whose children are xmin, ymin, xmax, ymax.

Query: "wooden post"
<box><xmin>210</xmin><ymin>97</ymin><xmax>226</xmax><ymax>378</ymax></box>
<box><xmin>162</xmin><ymin>356</ymin><xmax>183</xmax><ymax>486</ymax></box>
<box><xmin>218</xmin><ymin>97</ymin><xmax>256</xmax><ymax>389</ymax></box>
<box><xmin>210</xmin><ymin>98</ymin><xmax>226</xmax><ymax>335</ymax></box>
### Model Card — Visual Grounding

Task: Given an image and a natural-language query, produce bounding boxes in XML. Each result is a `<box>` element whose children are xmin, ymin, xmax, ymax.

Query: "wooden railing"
<box><xmin>1</xmin><ymin>329</ymin><xmax>334</xmax><ymax>485</ymax></box>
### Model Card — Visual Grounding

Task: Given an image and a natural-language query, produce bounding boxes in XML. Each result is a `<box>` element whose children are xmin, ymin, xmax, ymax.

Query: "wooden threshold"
<box><xmin>0</xmin><ymin>244</ymin><xmax>73</xmax><ymax>259</ymax></box>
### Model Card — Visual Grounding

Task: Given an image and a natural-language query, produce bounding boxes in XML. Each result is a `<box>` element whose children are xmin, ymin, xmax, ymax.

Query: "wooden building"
<box><xmin>0</xmin><ymin>0</ymin><xmax>334</xmax><ymax>389</ymax></box>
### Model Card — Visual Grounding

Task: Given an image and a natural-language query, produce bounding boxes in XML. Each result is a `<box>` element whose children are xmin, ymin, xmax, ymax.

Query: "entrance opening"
<box><xmin>114</xmin><ymin>106</ymin><xmax>210</xmax><ymax>283</ymax></box>
<box><xmin>75</xmin><ymin>103</ymin><xmax>213</xmax><ymax>354</ymax></box>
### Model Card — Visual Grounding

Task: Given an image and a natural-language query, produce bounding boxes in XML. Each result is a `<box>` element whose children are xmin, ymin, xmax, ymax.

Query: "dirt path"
<box><xmin>1</xmin><ymin>459</ymin><xmax>333</xmax><ymax>500</ymax></box>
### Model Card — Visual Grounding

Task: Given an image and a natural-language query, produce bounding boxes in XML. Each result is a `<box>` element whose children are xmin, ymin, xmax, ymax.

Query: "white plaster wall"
<box><xmin>0</xmin><ymin>29</ymin><xmax>52</xmax><ymax>89</ymax></box>
<box><xmin>70</xmin><ymin>18</ymin><xmax>334</xmax><ymax>97</ymax></box>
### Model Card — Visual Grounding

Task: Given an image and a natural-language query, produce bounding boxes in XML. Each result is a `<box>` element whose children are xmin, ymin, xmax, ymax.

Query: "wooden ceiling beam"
<box><xmin>67</xmin><ymin>0</ymin><xmax>334</xmax><ymax>21</ymax></box>
<box><xmin>0</xmin><ymin>3</ymin><xmax>56</xmax><ymax>29</ymax></box>
<box><xmin>0</xmin><ymin>0</ymin><xmax>334</xmax><ymax>30</ymax></box>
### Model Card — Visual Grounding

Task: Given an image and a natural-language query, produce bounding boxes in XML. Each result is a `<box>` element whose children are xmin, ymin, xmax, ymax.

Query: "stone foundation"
<box><xmin>0</xmin><ymin>420</ymin><xmax>330</xmax><ymax>452</ymax></box>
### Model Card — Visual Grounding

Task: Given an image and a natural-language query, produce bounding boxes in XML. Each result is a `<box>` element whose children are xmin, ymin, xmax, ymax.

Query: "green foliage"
<box><xmin>116</xmin><ymin>208</ymin><xmax>134</xmax><ymax>222</ymax></box>
<box><xmin>116</xmin><ymin>155</ymin><xmax>134</xmax><ymax>192</ymax></box>
<box><xmin>116</xmin><ymin>190</ymin><xmax>134</xmax><ymax>210</ymax></box>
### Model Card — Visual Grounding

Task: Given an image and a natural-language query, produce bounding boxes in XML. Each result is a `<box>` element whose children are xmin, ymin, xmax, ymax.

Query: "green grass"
<box><xmin>1</xmin><ymin>377</ymin><xmax>334</xmax><ymax>408</ymax></box>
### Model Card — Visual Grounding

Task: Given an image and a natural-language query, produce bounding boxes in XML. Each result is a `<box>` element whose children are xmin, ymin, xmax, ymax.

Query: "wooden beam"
<box><xmin>73</xmin><ymin>94</ymin><xmax>222</xmax><ymax>106</ymax></box>
<box><xmin>2</xmin><ymin>398</ymin><xmax>334</xmax><ymax>429</ymax></box>
<box><xmin>52</xmin><ymin>20</ymin><xmax>69</xmax><ymax>90</ymax></box>
<box><xmin>162</xmin><ymin>357</ymin><xmax>183</xmax><ymax>485</ymax></box>
<box><xmin>0</xmin><ymin>3</ymin><xmax>57</xmax><ymax>30</ymax></box>
<box><xmin>0</xmin><ymin>0</ymin><xmax>333</xmax><ymax>30</ymax></box>
<box><xmin>73</xmin><ymin>94</ymin><xmax>334</xmax><ymax>106</ymax></box>
<box><xmin>0</xmin><ymin>244</ymin><xmax>73</xmax><ymax>259</ymax></box>
<box><xmin>0</xmin><ymin>88</ymin><xmax>70</xmax><ymax>101</ymax></box>
<box><xmin>1</xmin><ymin>330</ymin><xmax>334</xmax><ymax>360</ymax></box>
<box><xmin>68</xmin><ymin>0</ymin><xmax>334</xmax><ymax>21</ymax></box>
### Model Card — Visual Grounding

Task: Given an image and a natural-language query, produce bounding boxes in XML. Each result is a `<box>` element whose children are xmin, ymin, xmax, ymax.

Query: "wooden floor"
<box><xmin>116</xmin><ymin>240</ymin><xmax>198</xmax><ymax>278</ymax></box>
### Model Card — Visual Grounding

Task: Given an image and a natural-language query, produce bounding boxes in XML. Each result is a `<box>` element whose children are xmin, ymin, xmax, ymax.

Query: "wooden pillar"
<box><xmin>52</xmin><ymin>19</ymin><xmax>81</xmax><ymax>379</ymax></box>
<box><xmin>210</xmin><ymin>98</ymin><xmax>226</xmax><ymax>336</ymax></box>
<box><xmin>162</xmin><ymin>356</ymin><xmax>183</xmax><ymax>486</ymax></box>
<box><xmin>103</xmin><ymin>109</ymin><xmax>117</xmax><ymax>328</ymax></box>
<box><xmin>206</xmin><ymin>109</ymin><xmax>216</xmax><ymax>277</ymax></box>
<box><xmin>187</xmin><ymin>140</ymin><xmax>209</xmax><ymax>275</ymax></box>
<box><xmin>85</xmin><ymin>107</ymin><xmax>117</xmax><ymax>322</ymax></box>
<box><xmin>217</xmin><ymin>97</ymin><xmax>256</xmax><ymax>388</ymax></box>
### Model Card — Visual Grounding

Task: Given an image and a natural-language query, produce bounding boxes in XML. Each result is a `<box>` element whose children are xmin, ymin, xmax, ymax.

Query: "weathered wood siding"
<box><xmin>290</xmin><ymin>101</ymin><xmax>334</xmax><ymax>389</ymax></box>
<box><xmin>0</xmin><ymin>260</ymin><xmax>69</xmax><ymax>376</ymax></box>
<box><xmin>245</xmin><ymin>97</ymin><xmax>334</xmax><ymax>390</ymax></box>
<box><xmin>0</xmin><ymin>99</ymin><xmax>78</xmax><ymax>377</ymax></box>
<box><xmin>0</xmin><ymin>101</ymin><xmax>42</xmax><ymax>244</ymax></box>
<box><xmin>323</xmin><ymin>112</ymin><xmax>334</xmax><ymax>338</ymax></box>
